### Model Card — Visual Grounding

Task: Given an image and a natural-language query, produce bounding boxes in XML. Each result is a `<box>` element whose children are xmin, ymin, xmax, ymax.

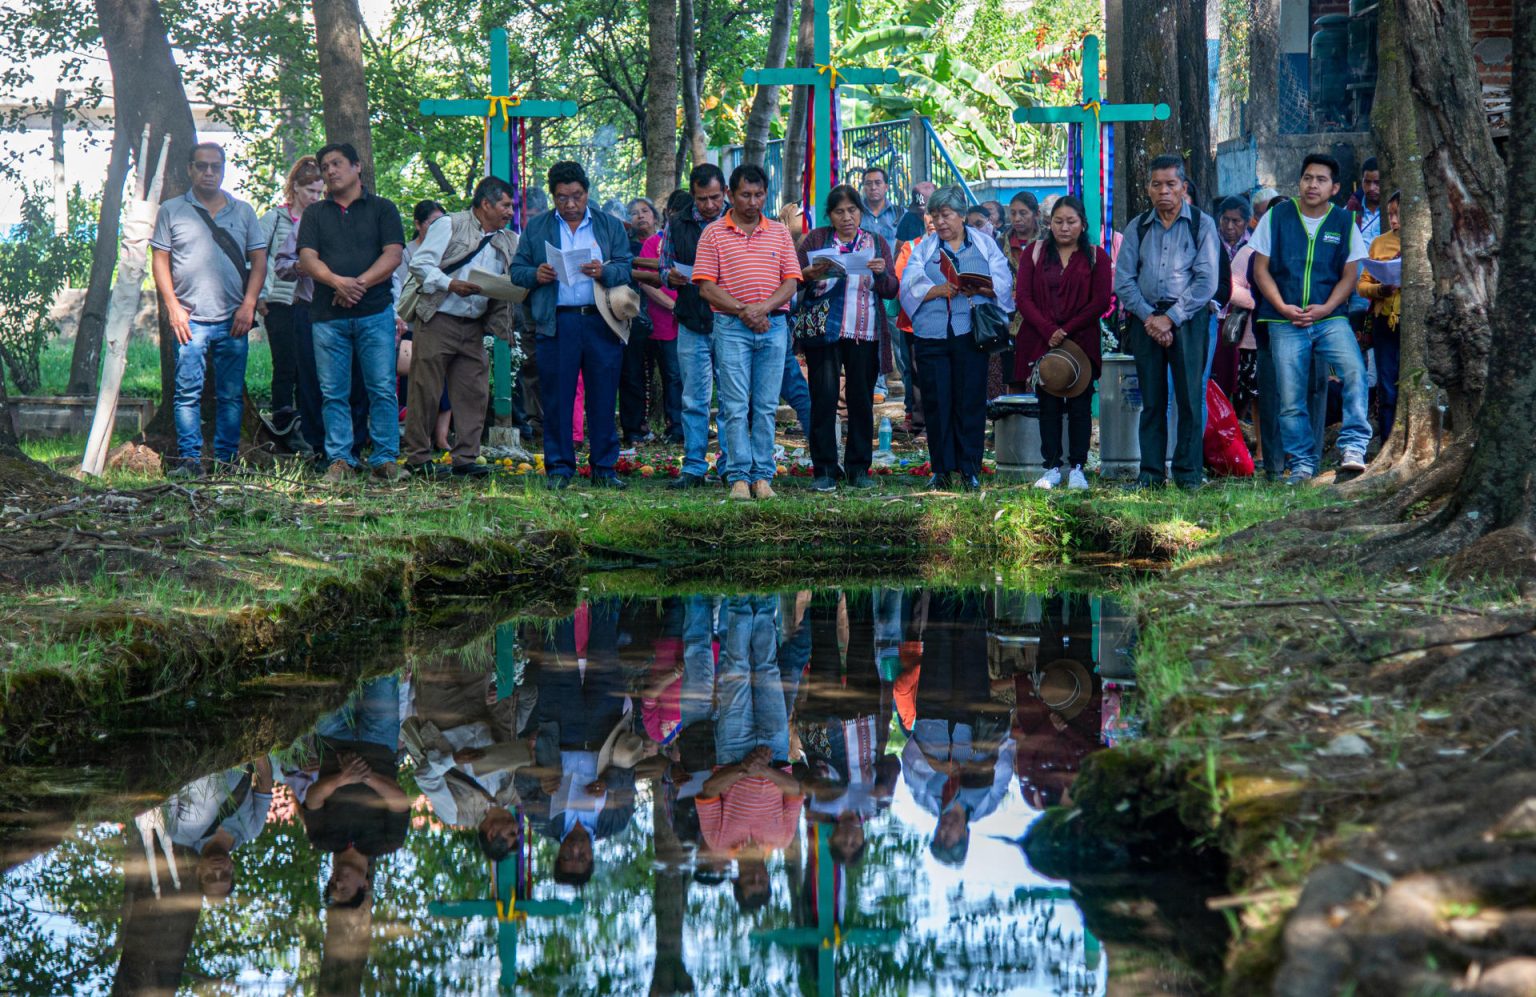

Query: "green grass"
<box><xmin>35</xmin><ymin>334</ymin><xmax>274</xmax><ymax>405</ymax></box>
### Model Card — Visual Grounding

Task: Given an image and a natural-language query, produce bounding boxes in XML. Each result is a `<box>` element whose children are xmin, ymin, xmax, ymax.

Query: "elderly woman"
<box><xmin>796</xmin><ymin>184</ymin><xmax>899</xmax><ymax>491</ymax></box>
<box><xmin>897</xmin><ymin>186</ymin><xmax>1014</xmax><ymax>490</ymax></box>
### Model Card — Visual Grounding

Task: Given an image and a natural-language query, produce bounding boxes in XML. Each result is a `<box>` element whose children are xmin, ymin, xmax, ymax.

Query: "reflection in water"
<box><xmin>1</xmin><ymin>584</ymin><xmax>1139</xmax><ymax>996</ymax></box>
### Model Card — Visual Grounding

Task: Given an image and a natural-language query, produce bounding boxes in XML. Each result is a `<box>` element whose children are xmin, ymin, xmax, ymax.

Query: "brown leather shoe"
<box><xmin>323</xmin><ymin>459</ymin><xmax>356</xmax><ymax>483</ymax></box>
<box><xmin>729</xmin><ymin>480</ymin><xmax>752</xmax><ymax>501</ymax></box>
<box><xmin>751</xmin><ymin>479</ymin><xmax>775</xmax><ymax>499</ymax></box>
<box><xmin>371</xmin><ymin>461</ymin><xmax>404</xmax><ymax>482</ymax></box>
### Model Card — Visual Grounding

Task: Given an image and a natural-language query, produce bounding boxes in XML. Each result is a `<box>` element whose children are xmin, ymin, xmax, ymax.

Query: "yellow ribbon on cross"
<box><xmin>485</xmin><ymin>94</ymin><xmax>524</xmax><ymax>131</ymax></box>
<box><xmin>495</xmin><ymin>898</ymin><xmax>528</xmax><ymax>923</ymax></box>
<box><xmin>1080</xmin><ymin>99</ymin><xmax>1102</xmax><ymax>128</ymax></box>
<box><xmin>815</xmin><ymin>63</ymin><xmax>843</xmax><ymax>89</ymax></box>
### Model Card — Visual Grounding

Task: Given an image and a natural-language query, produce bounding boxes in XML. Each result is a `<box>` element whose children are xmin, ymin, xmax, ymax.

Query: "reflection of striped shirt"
<box><xmin>696</xmin><ymin>772</ymin><xmax>803</xmax><ymax>853</ymax></box>
<box><xmin>692</xmin><ymin>214</ymin><xmax>801</xmax><ymax>312</ymax></box>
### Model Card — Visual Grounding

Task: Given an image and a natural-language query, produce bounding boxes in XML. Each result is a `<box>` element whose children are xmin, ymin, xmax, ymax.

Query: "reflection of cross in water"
<box><xmin>751</xmin><ymin>824</ymin><xmax>901</xmax><ymax>997</ymax></box>
<box><xmin>427</xmin><ymin>815</ymin><xmax>582</xmax><ymax>989</ymax></box>
<box><xmin>1014</xmin><ymin>885</ymin><xmax>1104</xmax><ymax>974</ymax></box>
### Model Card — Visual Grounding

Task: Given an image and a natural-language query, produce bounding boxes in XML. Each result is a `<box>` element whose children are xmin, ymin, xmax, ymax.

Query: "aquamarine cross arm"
<box><xmin>1014</xmin><ymin>103</ymin><xmax>1171</xmax><ymax>125</ymax></box>
<box><xmin>742</xmin><ymin>68</ymin><xmax>900</xmax><ymax>87</ymax></box>
<box><xmin>418</xmin><ymin>98</ymin><xmax>579</xmax><ymax>119</ymax></box>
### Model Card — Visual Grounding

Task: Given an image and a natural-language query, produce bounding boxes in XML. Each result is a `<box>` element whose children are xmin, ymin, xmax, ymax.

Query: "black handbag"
<box><xmin>1220</xmin><ymin>305</ymin><xmax>1251</xmax><ymax>345</ymax></box>
<box><xmin>970</xmin><ymin>300</ymin><xmax>1012</xmax><ymax>354</ymax></box>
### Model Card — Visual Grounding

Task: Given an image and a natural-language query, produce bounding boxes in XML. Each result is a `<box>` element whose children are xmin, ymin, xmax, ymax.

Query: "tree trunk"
<box><xmin>1401</xmin><ymin>0</ymin><xmax>1506</xmax><ymax>430</ymax></box>
<box><xmin>0</xmin><ymin>359</ymin><xmax>17</xmax><ymax>448</ymax></box>
<box><xmin>678</xmin><ymin>0</ymin><xmax>709</xmax><ymax>174</ymax></box>
<box><xmin>94</xmin><ymin>0</ymin><xmax>198</xmax><ymax>448</ymax></box>
<box><xmin>111</xmin><ymin>837</ymin><xmax>202</xmax><ymax>997</ymax></box>
<box><xmin>645</xmin><ymin>0</ymin><xmax>680</xmax><ymax>203</ymax></box>
<box><xmin>312</xmin><ymin>0</ymin><xmax>375</xmax><ymax>190</ymax></box>
<box><xmin>1347</xmin><ymin>4</ymin><xmax>1534</xmax><ymax>582</ymax></box>
<box><xmin>1349</xmin><ymin>0</ymin><xmax>1440</xmax><ymax>487</ymax></box>
<box><xmin>66</xmin><ymin>119</ymin><xmax>133</xmax><ymax>396</ymax></box>
<box><xmin>780</xmin><ymin>0</ymin><xmax>815</xmax><ymax>207</ymax></box>
<box><xmin>740</xmin><ymin>0</ymin><xmax>794</xmax><ymax>169</ymax></box>
<box><xmin>649</xmin><ymin>788</ymin><xmax>694</xmax><ymax>995</ymax></box>
<box><xmin>51</xmin><ymin>89</ymin><xmax>68</xmax><ymax>236</ymax></box>
<box><xmin>1120</xmin><ymin>0</ymin><xmax>1212</xmax><ymax>213</ymax></box>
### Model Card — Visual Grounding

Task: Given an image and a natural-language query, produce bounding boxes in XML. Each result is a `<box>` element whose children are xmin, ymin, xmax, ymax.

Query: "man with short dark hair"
<box><xmin>1252</xmin><ymin>153</ymin><xmax>1372</xmax><ymax>482</ymax></box>
<box><xmin>693</xmin><ymin>164</ymin><xmax>803</xmax><ymax>501</ymax></box>
<box><xmin>297</xmin><ymin>142</ymin><xmax>406</xmax><ymax>483</ymax></box>
<box><xmin>1347</xmin><ymin>157</ymin><xmax>1383</xmax><ymax>242</ymax></box>
<box><xmin>150</xmin><ymin>142</ymin><xmax>268</xmax><ymax>477</ymax></box>
<box><xmin>1112</xmin><ymin>154</ymin><xmax>1220</xmax><ymax>489</ymax></box>
<box><xmin>401</xmin><ymin>176</ymin><xmax>520</xmax><ymax>477</ymax></box>
<box><xmin>509</xmin><ymin>161</ymin><xmax>634</xmax><ymax>489</ymax></box>
<box><xmin>661</xmin><ymin>163</ymin><xmax>731</xmax><ymax>488</ymax></box>
<box><xmin>859</xmin><ymin>166</ymin><xmax>900</xmax><ymax>245</ymax></box>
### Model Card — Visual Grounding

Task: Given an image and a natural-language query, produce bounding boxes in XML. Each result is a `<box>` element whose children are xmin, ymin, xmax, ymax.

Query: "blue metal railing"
<box><xmin>720</xmin><ymin>114</ymin><xmax>978</xmax><ymax>212</ymax></box>
<box><xmin>920</xmin><ymin>118</ymin><xmax>978</xmax><ymax>205</ymax></box>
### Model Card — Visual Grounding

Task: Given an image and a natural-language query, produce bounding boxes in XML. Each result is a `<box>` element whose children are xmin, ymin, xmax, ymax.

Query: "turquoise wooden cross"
<box><xmin>743</xmin><ymin>0</ymin><xmax>900</xmax><ymax>225</ymax></box>
<box><xmin>751</xmin><ymin>826</ymin><xmax>901</xmax><ymax>997</ymax></box>
<box><xmin>1012</xmin><ymin>35</ymin><xmax>1170</xmax><ymax>243</ymax></box>
<box><xmin>428</xmin><ymin>859</ymin><xmax>583</xmax><ymax>990</ymax></box>
<box><xmin>418</xmin><ymin>26</ymin><xmax>577</xmax><ymax>421</ymax></box>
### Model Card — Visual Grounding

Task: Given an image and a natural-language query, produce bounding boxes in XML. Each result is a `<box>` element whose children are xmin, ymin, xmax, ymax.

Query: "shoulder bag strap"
<box><xmin>188</xmin><ymin>201</ymin><xmax>251</xmax><ymax>287</ymax></box>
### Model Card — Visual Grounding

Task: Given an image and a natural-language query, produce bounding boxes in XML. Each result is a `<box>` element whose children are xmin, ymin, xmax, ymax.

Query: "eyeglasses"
<box><xmin>191</xmin><ymin>161</ymin><xmax>224</xmax><ymax>173</ymax></box>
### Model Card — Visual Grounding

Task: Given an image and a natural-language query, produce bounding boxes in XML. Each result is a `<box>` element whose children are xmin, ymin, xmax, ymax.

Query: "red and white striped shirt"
<box><xmin>696</xmin><ymin>772</ymin><xmax>803</xmax><ymax>853</ymax></box>
<box><xmin>692</xmin><ymin>213</ymin><xmax>801</xmax><ymax>312</ymax></box>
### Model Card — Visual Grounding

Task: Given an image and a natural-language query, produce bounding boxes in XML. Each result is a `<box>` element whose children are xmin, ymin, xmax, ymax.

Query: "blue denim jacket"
<box><xmin>509</xmin><ymin>208</ymin><xmax>634</xmax><ymax>337</ymax></box>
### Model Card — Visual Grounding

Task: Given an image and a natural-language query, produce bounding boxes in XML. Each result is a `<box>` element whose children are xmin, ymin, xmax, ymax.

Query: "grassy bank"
<box><xmin>0</xmin><ymin>460</ymin><xmax>1335</xmax><ymax>755</ymax></box>
<box><xmin>35</xmin><ymin>335</ymin><xmax>274</xmax><ymax>404</ymax></box>
<box><xmin>1026</xmin><ymin>507</ymin><xmax>1530</xmax><ymax>994</ymax></box>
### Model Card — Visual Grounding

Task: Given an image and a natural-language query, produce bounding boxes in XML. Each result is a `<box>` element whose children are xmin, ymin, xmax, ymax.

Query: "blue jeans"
<box><xmin>713</xmin><ymin>313</ymin><xmax>788</xmax><ymax>484</ymax></box>
<box><xmin>779</xmin><ymin>328</ymin><xmax>811</xmax><ymax>433</ymax></box>
<box><xmin>676</xmin><ymin>329</ymin><xmax>718</xmax><ymax>477</ymax></box>
<box><xmin>1257</xmin><ymin>336</ymin><xmax>1326</xmax><ymax>477</ymax></box>
<box><xmin>714</xmin><ymin>596</ymin><xmax>789</xmax><ymax>766</ymax></box>
<box><xmin>312</xmin><ymin>309</ymin><xmax>399</xmax><ymax>467</ymax></box>
<box><xmin>1270</xmin><ymin>316</ymin><xmax>1372</xmax><ymax>475</ymax></box>
<box><xmin>1373</xmin><ymin>321</ymin><xmax>1401</xmax><ymax>442</ymax></box>
<box><xmin>681</xmin><ymin>596</ymin><xmax>720</xmax><ymax>728</ymax></box>
<box><xmin>315</xmin><ymin>675</ymin><xmax>401</xmax><ymax>748</ymax></box>
<box><xmin>535</xmin><ymin>310</ymin><xmax>624</xmax><ymax>479</ymax></box>
<box><xmin>173</xmin><ymin>319</ymin><xmax>248</xmax><ymax>464</ymax></box>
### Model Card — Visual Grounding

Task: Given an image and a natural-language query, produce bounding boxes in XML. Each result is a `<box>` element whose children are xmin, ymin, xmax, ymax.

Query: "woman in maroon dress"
<box><xmin>1011</xmin><ymin>196</ymin><xmax>1113</xmax><ymax>489</ymax></box>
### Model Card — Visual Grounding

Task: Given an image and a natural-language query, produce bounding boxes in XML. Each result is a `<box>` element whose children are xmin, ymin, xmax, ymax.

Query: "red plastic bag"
<box><xmin>1203</xmin><ymin>380</ymin><xmax>1254</xmax><ymax>477</ymax></box>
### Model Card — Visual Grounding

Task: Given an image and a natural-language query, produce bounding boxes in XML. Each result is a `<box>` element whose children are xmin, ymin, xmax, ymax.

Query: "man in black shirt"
<box><xmin>298</xmin><ymin>143</ymin><xmax>406</xmax><ymax>483</ymax></box>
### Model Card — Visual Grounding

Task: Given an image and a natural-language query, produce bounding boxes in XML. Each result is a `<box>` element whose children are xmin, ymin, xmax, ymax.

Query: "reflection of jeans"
<box><xmin>714</xmin><ymin>313</ymin><xmax>788</xmax><ymax>484</ymax></box>
<box><xmin>312</xmin><ymin>309</ymin><xmax>398</xmax><ymax>466</ymax></box>
<box><xmin>1270</xmin><ymin>317</ymin><xmax>1372</xmax><ymax>474</ymax></box>
<box><xmin>681</xmin><ymin>596</ymin><xmax>719</xmax><ymax>728</ymax></box>
<box><xmin>316</xmin><ymin>675</ymin><xmax>401</xmax><ymax>748</ymax></box>
<box><xmin>174</xmin><ymin>319</ymin><xmax>248</xmax><ymax>463</ymax></box>
<box><xmin>714</xmin><ymin>596</ymin><xmax>789</xmax><ymax>765</ymax></box>
<box><xmin>677</xmin><ymin>330</ymin><xmax>717</xmax><ymax>476</ymax></box>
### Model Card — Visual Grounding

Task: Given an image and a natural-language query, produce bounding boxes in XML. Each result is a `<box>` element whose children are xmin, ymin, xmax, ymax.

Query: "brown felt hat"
<box><xmin>595</xmin><ymin>283</ymin><xmax>642</xmax><ymax>344</ymax></box>
<box><xmin>1036</xmin><ymin>339</ymin><xmax>1092</xmax><ymax>398</ymax></box>
<box><xmin>1032</xmin><ymin>657</ymin><xmax>1093</xmax><ymax>721</ymax></box>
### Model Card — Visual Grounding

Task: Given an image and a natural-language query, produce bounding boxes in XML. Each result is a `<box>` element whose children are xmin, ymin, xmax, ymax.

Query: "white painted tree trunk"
<box><xmin>82</xmin><ymin>129</ymin><xmax>170</xmax><ymax>477</ymax></box>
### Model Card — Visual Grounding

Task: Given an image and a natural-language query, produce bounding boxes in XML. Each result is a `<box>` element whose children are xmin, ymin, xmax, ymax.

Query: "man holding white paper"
<box><xmin>510</xmin><ymin>161</ymin><xmax>634</xmax><ymax>489</ymax></box>
<box><xmin>401</xmin><ymin>177</ymin><xmax>521</xmax><ymax>478</ymax></box>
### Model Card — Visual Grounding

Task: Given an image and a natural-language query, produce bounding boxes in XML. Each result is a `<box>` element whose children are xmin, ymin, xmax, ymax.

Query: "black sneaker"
<box><xmin>591</xmin><ymin>474</ymin><xmax>628</xmax><ymax>490</ymax></box>
<box><xmin>960</xmin><ymin>473</ymin><xmax>981</xmax><ymax>491</ymax></box>
<box><xmin>452</xmin><ymin>462</ymin><xmax>494</xmax><ymax>478</ymax></box>
<box><xmin>546</xmin><ymin>474</ymin><xmax>572</xmax><ymax>491</ymax></box>
<box><xmin>669</xmin><ymin>473</ymin><xmax>706</xmax><ymax>490</ymax></box>
<box><xmin>167</xmin><ymin>461</ymin><xmax>205</xmax><ymax>480</ymax></box>
<box><xmin>811</xmin><ymin>475</ymin><xmax>838</xmax><ymax>493</ymax></box>
<box><xmin>847</xmin><ymin>472</ymin><xmax>876</xmax><ymax>490</ymax></box>
<box><xmin>407</xmin><ymin>461</ymin><xmax>451</xmax><ymax>479</ymax></box>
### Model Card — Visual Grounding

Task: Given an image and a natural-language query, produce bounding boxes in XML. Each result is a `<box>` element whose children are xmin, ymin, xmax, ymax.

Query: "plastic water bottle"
<box><xmin>876</xmin><ymin>416</ymin><xmax>893</xmax><ymax>461</ymax></box>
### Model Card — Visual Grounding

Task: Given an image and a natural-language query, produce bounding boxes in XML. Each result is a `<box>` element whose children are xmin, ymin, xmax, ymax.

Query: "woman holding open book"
<box><xmin>897</xmin><ymin>186</ymin><xmax>1015</xmax><ymax>490</ymax></box>
<box><xmin>795</xmin><ymin>185</ymin><xmax>900</xmax><ymax>492</ymax></box>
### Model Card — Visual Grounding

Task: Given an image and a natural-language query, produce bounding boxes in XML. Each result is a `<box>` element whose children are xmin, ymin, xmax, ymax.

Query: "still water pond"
<box><xmin>2</xmin><ymin>585</ymin><xmax>1141</xmax><ymax>996</ymax></box>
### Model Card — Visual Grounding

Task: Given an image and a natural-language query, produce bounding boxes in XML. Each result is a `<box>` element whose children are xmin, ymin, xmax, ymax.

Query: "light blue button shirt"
<box><xmin>556</xmin><ymin>208</ymin><xmax>598</xmax><ymax>307</ymax></box>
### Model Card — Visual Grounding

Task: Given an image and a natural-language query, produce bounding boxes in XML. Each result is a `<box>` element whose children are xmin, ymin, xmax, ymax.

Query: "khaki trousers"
<box><xmin>404</xmin><ymin>310</ymin><xmax>489</xmax><ymax>467</ymax></box>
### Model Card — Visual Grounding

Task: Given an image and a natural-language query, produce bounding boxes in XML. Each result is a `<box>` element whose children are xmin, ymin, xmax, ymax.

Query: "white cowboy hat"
<box><xmin>595</xmin><ymin>283</ymin><xmax>642</xmax><ymax>344</ymax></box>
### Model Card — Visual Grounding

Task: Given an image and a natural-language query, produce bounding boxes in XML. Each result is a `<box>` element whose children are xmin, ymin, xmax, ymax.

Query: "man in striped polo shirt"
<box><xmin>693</xmin><ymin>164</ymin><xmax>803</xmax><ymax>501</ymax></box>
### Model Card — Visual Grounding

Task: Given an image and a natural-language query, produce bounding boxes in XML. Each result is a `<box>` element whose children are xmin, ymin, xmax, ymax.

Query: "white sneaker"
<box><xmin>1341</xmin><ymin>449</ymin><xmax>1366</xmax><ymax>472</ymax></box>
<box><xmin>619</xmin><ymin>446</ymin><xmax>637</xmax><ymax>458</ymax></box>
<box><xmin>1034</xmin><ymin>467</ymin><xmax>1063</xmax><ymax>490</ymax></box>
<box><xmin>1067</xmin><ymin>466</ymin><xmax>1090</xmax><ymax>490</ymax></box>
